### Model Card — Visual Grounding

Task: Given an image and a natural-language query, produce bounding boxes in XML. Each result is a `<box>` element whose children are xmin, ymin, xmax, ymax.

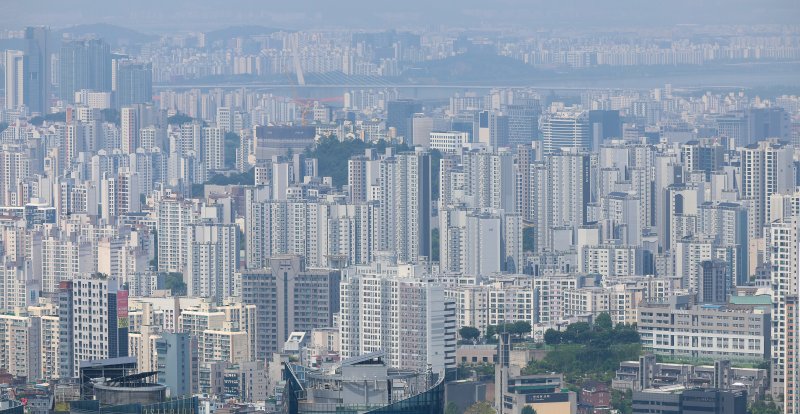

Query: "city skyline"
<box><xmin>0</xmin><ymin>2</ymin><xmax>798</xmax><ymax>414</ymax></box>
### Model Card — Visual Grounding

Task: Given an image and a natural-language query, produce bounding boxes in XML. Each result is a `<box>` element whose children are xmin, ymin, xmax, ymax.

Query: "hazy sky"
<box><xmin>3</xmin><ymin>0</ymin><xmax>799</xmax><ymax>32</ymax></box>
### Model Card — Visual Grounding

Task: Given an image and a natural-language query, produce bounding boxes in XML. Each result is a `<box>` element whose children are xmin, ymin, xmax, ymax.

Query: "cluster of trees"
<box><xmin>167</xmin><ymin>112</ymin><xmax>196</xmax><ymax>125</ymax></box>
<box><xmin>192</xmin><ymin>168</ymin><xmax>256</xmax><ymax>196</ymax></box>
<box><xmin>748</xmin><ymin>396</ymin><xmax>781</xmax><ymax>414</ymax></box>
<box><xmin>543</xmin><ymin>313</ymin><xmax>639</xmax><ymax>347</ymax></box>
<box><xmin>458</xmin><ymin>321</ymin><xmax>533</xmax><ymax>343</ymax></box>
<box><xmin>524</xmin><ymin>313</ymin><xmax>641</xmax><ymax>384</ymax></box>
<box><xmin>304</xmin><ymin>137</ymin><xmax>443</xmax><ymax>197</ymax></box>
<box><xmin>486</xmin><ymin>321</ymin><xmax>532</xmax><ymax>339</ymax></box>
<box><xmin>164</xmin><ymin>272</ymin><xmax>187</xmax><ymax>296</ymax></box>
<box><xmin>29</xmin><ymin>111</ymin><xmax>67</xmax><ymax>126</ymax></box>
<box><xmin>305</xmin><ymin>137</ymin><xmax>412</xmax><ymax>187</ymax></box>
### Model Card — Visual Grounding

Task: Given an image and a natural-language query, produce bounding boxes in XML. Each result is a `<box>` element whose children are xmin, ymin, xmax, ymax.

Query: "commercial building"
<box><xmin>59</xmin><ymin>39</ymin><xmax>111</xmax><ymax>102</ymax></box>
<box><xmin>154</xmin><ymin>332</ymin><xmax>195</xmax><ymax>398</ymax></box>
<box><xmin>496</xmin><ymin>334</ymin><xmax>577</xmax><ymax>414</ymax></box>
<box><xmin>612</xmin><ymin>355</ymin><xmax>768</xmax><ymax>402</ymax></box>
<box><xmin>429</xmin><ymin>131</ymin><xmax>470</xmax><ymax>154</ymax></box>
<box><xmin>116</xmin><ymin>62</ymin><xmax>153</xmax><ymax>107</ymax></box>
<box><xmin>631</xmin><ymin>388</ymin><xmax>746</xmax><ymax>414</ymax></box>
<box><xmin>253</xmin><ymin>126</ymin><xmax>316</xmax><ymax>160</ymax></box>
<box><xmin>282</xmin><ymin>352</ymin><xmax>444</xmax><ymax>414</ymax></box>
<box><xmin>637</xmin><ymin>295</ymin><xmax>770</xmax><ymax>364</ymax></box>
<box><xmin>542</xmin><ymin>110</ymin><xmax>590</xmax><ymax>154</ymax></box>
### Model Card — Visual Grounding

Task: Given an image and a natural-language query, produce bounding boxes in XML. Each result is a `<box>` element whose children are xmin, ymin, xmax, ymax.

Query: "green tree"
<box><xmin>523</xmin><ymin>319</ymin><xmax>642</xmax><ymax>384</ymax></box>
<box><xmin>445</xmin><ymin>402</ymin><xmax>460</xmax><ymax>414</ymax></box>
<box><xmin>485</xmin><ymin>325</ymin><xmax>498</xmax><ymax>343</ymax></box>
<box><xmin>543</xmin><ymin>329</ymin><xmax>561</xmax><ymax>345</ymax></box>
<box><xmin>464</xmin><ymin>402</ymin><xmax>495</xmax><ymax>414</ymax></box>
<box><xmin>305</xmin><ymin>137</ymin><xmax>412</xmax><ymax>187</ymax></box>
<box><xmin>459</xmin><ymin>326</ymin><xmax>480</xmax><ymax>342</ymax></box>
<box><xmin>611</xmin><ymin>389</ymin><xmax>632</xmax><ymax>414</ymax></box>
<box><xmin>595</xmin><ymin>312</ymin><xmax>613</xmax><ymax>331</ymax></box>
<box><xmin>562</xmin><ymin>322</ymin><xmax>592</xmax><ymax>343</ymax></box>
<box><xmin>164</xmin><ymin>273</ymin><xmax>187</xmax><ymax>296</ymax></box>
<box><xmin>512</xmin><ymin>321</ymin><xmax>532</xmax><ymax>337</ymax></box>
<box><xmin>101</xmin><ymin>108</ymin><xmax>120</xmax><ymax>125</ymax></box>
<box><xmin>167</xmin><ymin>113</ymin><xmax>195</xmax><ymax>125</ymax></box>
<box><xmin>45</xmin><ymin>112</ymin><xmax>66</xmax><ymax>123</ymax></box>
<box><xmin>520</xmin><ymin>406</ymin><xmax>537</xmax><ymax>414</ymax></box>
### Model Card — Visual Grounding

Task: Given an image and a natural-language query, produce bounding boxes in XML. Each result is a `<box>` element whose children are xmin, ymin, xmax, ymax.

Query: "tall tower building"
<box><xmin>202</xmin><ymin>127</ymin><xmax>224</xmax><ymax>174</ymax></box>
<box><xmin>698</xmin><ymin>202</ymin><xmax>749</xmax><ymax>286</ymax></box>
<box><xmin>4</xmin><ymin>50</ymin><xmax>25</xmax><ymax>111</ymax></box>
<box><xmin>22</xmin><ymin>26</ymin><xmax>50</xmax><ymax>114</ymax></box>
<box><xmin>769</xmin><ymin>218</ymin><xmax>800</xmax><ymax>399</ymax></box>
<box><xmin>377</xmin><ymin>150</ymin><xmax>431</xmax><ymax>263</ymax></box>
<box><xmin>116</xmin><ymin>62</ymin><xmax>153</xmax><ymax>107</ymax></box>
<box><xmin>474</xmin><ymin>110</ymin><xmax>510</xmax><ymax>149</ymax></box>
<box><xmin>739</xmin><ymin>140</ymin><xmax>794</xmax><ymax>234</ymax></box>
<box><xmin>59</xmin><ymin>39</ymin><xmax>111</xmax><ymax>102</ymax></box>
<box><xmin>339</xmin><ymin>260</ymin><xmax>456</xmax><ymax>376</ymax></box>
<box><xmin>58</xmin><ymin>277</ymin><xmax>129</xmax><ymax>378</ymax></box>
<box><xmin>698</xmin><ymin>260</ymin><xmax>729</xmax><ymax>304</ymax></box>
<box><xmin>239</xmin><ymin>255</ymin><xmax>340</xmax><ymax>359</ymax></box>
<box><xmin>120</xmin><ymin>107</ymin><xmax>139</xmax><ymax>153</ymax></box>
<box><xmin>504</xmin><ymin>99</ymin><xmax>541</xmax><ymax>146</ymax></box>
<box><xmin>186</xmin><ymin>222</ymin><xmax>239</xmax><ymax>303</ymax></box>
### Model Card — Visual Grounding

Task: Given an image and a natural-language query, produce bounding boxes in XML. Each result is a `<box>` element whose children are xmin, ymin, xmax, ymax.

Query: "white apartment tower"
<box><xmin>339</xmin><ymin>260</ymin><xmax>456</xmax><ymax>376</ymax></box>
<box><xmin>186</xmin><ymin>222</ymin><xmax>239</xmax><ymax>303</ymax></box>
<box><xmin>769</xmin><ymin>218</ymin><xmax>800</xmax><ymax>398</ymax></box>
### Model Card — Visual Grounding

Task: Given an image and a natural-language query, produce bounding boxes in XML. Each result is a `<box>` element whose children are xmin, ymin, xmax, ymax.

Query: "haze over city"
<box><xmin>0</xmin><ymin>1</ymin><xmax>798</xmax><ymax>414</ymax></box>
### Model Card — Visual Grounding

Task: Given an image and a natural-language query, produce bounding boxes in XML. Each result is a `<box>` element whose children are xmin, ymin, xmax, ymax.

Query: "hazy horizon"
<box><xmin>4</xmin><ymin>0</ymin><xmax>799</xmax><ymax>33</ymax></box>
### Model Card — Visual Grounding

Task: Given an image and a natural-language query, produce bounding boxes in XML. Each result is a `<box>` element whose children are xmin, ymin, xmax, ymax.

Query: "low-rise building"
<box><xmin>612</xmin><ymin>355</ymin><xmax>768</xmax><ymax>402</ymax></box>
<box><xmin>637</xmin><ymin>295</ymin><xmax>770</xmax><ymax>364</ymax></box>
<box><xmin>632</xmin><ymin>388</ymin><xmax>747</xmax><ymax>414</ymax></box>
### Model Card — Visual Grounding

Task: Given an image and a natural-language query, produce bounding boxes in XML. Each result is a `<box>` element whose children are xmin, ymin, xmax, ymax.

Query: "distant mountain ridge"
<box><xmin>203</xmin><ymin>25</ymin><xmax>286</xmax><ymax>44</ymax></box>
<box><xmin>56</xmin><ymin>23</ymin><xmax>158</xmax><ymax>46</ymax></box>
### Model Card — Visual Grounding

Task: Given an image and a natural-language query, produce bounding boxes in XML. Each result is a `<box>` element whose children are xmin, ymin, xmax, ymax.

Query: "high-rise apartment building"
<box><xmin>120</xmin><ymin>107</ymin><xmax>139</xmax><ymax>153</ymax></box>
<box><xmin>156</xmin><ymin>196</ymin><xmax>198</xmax><ymax>273</ymax></box>
<box><xmin>769</xmin><ymin>218</ymin><xmax>800</xmax><ymax>398</ymax></box>
<box><xmin>339</xmin><ymin>259</ymin><xmax>456</xmax><ymax>376</ymax></box>
<box><xmin>186</xmin><ymin>222</ymin><xmax>239</xmax><ymax>303</ymax></box>
<box><xmin>375</xmin><ymin>149</ymin><xmax>432</xmax><ymax>263</ymax></box>
<box><xmin>739</xmin><ymin>140</ymin><xmax>794</xmax><ymax>233</ymax></box>
<box><xmin>239</xmin><ymin>255</ymin><xmax>340</xmax><ymax>360</ymax></box>
<box><xmin>201</xmin><ymin>127</ymin><xmax>224</xmax><ymax>174</ymax></box>
<box><xmin>58</xmin><ymin>278</ymin><xmax>129</xmax><ymax>378</ymax></box>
